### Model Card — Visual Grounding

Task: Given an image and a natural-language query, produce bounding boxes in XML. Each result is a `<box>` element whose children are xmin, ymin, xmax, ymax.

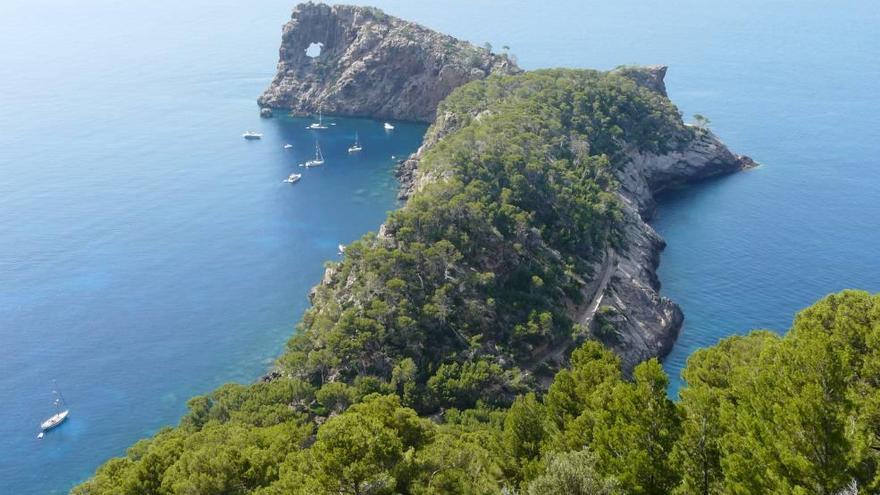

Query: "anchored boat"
<box><xmin>38</xmin><ymin>383</ymin><xmax>69</xmax><ymax>437</ymax></box>
<box><xmin>307</xmin><ymin>108</ymin><xmax>328</xmax><ymax>130</ymax></box>
<box><xmin>348</xmin><ymin>132</ymin><xmax>363</xmax><ymax>153</ymax></box>
<box><xmin>304</xmin><ymin>141</ymin><xmax>325</xmax><ymax>167</ymax></box>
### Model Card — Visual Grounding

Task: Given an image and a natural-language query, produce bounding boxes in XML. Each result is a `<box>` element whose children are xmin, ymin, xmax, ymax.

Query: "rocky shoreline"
<box><xmin>600</xmin><ymin>127</ymin><xmax>756</xmax><ymax>371</ymax></box>
<box><xmin>263</xmin><ymin>3</ymin><xmax>755</xmax><ymax>374</ymax></box>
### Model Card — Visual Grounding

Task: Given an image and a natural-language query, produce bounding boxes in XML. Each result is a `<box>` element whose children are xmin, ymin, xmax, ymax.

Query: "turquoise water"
<box><xmin>1</xmin><ymin>1</ymin><xmax>878</xmax><ymax>493</ymax></box>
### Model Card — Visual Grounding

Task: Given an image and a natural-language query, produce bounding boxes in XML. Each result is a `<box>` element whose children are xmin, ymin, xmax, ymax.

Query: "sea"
<box><xmin>0</xmin><ymin>1</ymin><xmax>877</xmax><ymax>492</ymax></box>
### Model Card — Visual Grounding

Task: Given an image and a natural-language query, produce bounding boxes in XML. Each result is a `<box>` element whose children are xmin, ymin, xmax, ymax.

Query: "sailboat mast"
<box><xmin>53</xmin><ymin>380</ymin><xmax>67</xmax><ymax>409</ymax></box>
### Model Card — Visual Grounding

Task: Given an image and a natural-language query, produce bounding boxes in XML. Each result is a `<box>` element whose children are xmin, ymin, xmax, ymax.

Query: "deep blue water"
<box><xmin>1</xmin><ymin>1</ymin><xmax>877</xmax><ymax>493</ymax></box>
<box><xmin>0</xmin><ymin>1</ymin><xmax>425</xmax><ymax>492</ymax></box>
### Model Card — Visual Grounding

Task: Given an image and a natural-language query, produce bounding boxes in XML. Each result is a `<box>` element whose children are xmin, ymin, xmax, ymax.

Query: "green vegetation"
<box><xmin>75</xmin><ymin>69</ymin><xmax>880</xmax><ymax>493</ymax></box>
<box><xmin>693</xmin><ymin>113</ymin><xmax>711</xmax><ymax>131</ymax></box>
<box><xmin>75</xmin><ymin>290</ymin><xmax>880</xmax><ymax>494</ymax></box>
<box><xmin>279</xmin><ymin>68</ymin><xmax>692</xmax><ymax>414</ymax></box>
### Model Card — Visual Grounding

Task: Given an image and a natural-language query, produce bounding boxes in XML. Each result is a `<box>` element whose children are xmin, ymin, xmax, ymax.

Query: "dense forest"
<box><xmin>279</xmin><ymin>68</ymin><xmax>692</xmax><ymax>413</ymax></box>
<box><xmin>75</xmin><ymin>291</ymin><xmax>880</xmax><ymax>494</ymax></box>
<box><xmin>74</xmin><ymin>69</ymin><xmax>880</xmax><ymax>493</ymax></box>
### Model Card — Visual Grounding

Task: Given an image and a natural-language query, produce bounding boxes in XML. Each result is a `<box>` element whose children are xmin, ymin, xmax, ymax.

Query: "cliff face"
<box><xmin>595</xmin><ymin>127</ymin><xmax>754</xmax><ymax>371</ymax></box>
<box><xmin>258</xmin><ymin>3</ymin><xmax>519</xmax><ymax>122</ymax></box>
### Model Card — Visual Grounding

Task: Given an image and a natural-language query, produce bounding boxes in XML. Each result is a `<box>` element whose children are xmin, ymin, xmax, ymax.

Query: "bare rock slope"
<box><xmin>258</xmin><ymin>2</ymin><xmax>519</xmax><ymax>122</ymax></box>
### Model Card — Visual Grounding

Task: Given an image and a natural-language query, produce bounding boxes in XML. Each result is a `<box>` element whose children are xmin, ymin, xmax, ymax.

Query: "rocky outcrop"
<box><xmin>611</xmin><ymin>65</ymin><xmax>669</xmax><ymax>97</ymax></box>
<box><xmin>258</xmin><ymin>2</ymin><xmax>519</xmax><ymax>122</ymax></box>
<box><xmin>589</xmin><ymin>106</ymin><xmax>756</xmax><ymax>371</ymax></box>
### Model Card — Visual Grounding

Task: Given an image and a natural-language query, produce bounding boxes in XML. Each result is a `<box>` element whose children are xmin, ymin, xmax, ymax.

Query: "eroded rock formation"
<box><xmin>258</xmin><ymin>2</ymin><xmax>520</xmax><ymax>122</ymax></box>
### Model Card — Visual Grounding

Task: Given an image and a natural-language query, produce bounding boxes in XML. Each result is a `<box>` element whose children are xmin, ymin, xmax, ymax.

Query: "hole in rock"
<box><xmin>305</xmin><ymin>42</ymin><xmax>323</xmax><ymax>58</ymax></box>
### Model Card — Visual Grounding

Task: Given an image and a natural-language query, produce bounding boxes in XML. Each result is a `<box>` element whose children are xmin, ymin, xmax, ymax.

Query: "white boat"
<box><xmin>283</xmin><ymin>144</ymin><xmax>293</xmax><ymax>149</ymax></box>
<box><xmin>39</xmin><ymin>383</ymin><xmax>69</xmax><ymax>434</ymax></box>
<box><xmin>304</xmin><ymin>141</ymin><xmax>325</xmax><ymax>167</ymax></box>
<box><xmin>307</xmin><ymin>108</ymin><xmax>328</xmax><ymax>130</ymax></box>
<box><xmin>383</xmin><ymin>122</ymin><xmax>395</xmax><ymax>131</ymax></box>
<box><xmin>41</xmin><ymin>409</ymin><xmax>69</xmax><ymax>431</ymax></box>
<box><xmin>347</xmin><ymin>132</ymin><xmax>362</xmax><ymax>153</ymax></box>
<box><xmin>284</xmin><ymin>173</ymin><xmax>302</xmax><ymax>184</ymax></box>
<box><xmin>242</xmin><ymin>131</ymin><xmax>262</xmax><ymax>140</ymax></box>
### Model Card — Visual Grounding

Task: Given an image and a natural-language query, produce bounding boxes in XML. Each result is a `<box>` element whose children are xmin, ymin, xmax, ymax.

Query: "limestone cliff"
<box><xmin>258</xmin><ymin>2</ymin><xmax>520</xmax><ymax>122</ymax></box>
<box><xmin>596</xmin><ymin>125</ymin><xmax>755</xmax><ymax>371</ymax></box>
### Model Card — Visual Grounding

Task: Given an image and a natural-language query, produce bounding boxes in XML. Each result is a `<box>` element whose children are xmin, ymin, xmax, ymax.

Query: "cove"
<box><xmin>0</xmin><ymin>2</ymin><xmax>425</xmax><ymax>492</ymax></box>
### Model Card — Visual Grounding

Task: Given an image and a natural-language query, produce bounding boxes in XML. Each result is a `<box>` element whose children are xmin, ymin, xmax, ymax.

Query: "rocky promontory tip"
<box><xmin>612</xmin><ymin>64</ymin><xmax>669</xmax><ymax>96</ymax></box>
<box><xmin>258</xmin><ymin>2</ymin><xmax>520</xmax><ymax>122</ymax></box>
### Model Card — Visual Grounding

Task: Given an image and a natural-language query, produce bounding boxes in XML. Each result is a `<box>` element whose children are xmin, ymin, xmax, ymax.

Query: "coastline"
<box><xmin>259</xmin><ymin>3</ymin><xmax>755</xmax><ymax>376</ymax></box>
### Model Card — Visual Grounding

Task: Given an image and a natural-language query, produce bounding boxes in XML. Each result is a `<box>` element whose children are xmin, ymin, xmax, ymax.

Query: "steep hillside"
<box><xmin>258</xmin><ymin>2</ymin><xmax>519</xmax><ymax>122</ymax></box>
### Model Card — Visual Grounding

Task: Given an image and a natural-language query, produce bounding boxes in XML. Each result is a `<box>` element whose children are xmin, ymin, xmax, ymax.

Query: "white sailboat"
<box><xmin>38</xmin><ymin>383</ymin><xmax>69</xmax><ymax>437</ymax></box>
<box><xmin>347</xmin><ymin>132</ymin><xmax>362</xmax><ymax>153</ymax></box>
<box><xmin>304</xmin><ymin>141</ymin><xmax>325</xmax><ymax>167</ymax></box>
<box><xmin>307</xmin><ymin>108</ymin><xmax>328</xmax><ymax>130</ymax></box>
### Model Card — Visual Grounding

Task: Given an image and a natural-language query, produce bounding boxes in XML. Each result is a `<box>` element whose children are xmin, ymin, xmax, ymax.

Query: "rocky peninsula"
<box><xmin>80</xmin><ymin>6</ymin><xmax>880</xmax><ymax>495</ymax></box>
<box><xmin>262</xmin><ymin>3</ymin><xmax>754</xmax><ymax>373</ymax></box>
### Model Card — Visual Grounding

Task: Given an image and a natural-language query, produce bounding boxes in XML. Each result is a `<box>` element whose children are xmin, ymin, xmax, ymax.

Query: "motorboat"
<box><xmin>383</xmin><ymin>122</ymin><xmax>395</xmax><ymax>131</ymax></box>
<box><xmin>283</xmin><ymin>144</ymin><xmax>293</xmax><ymax>149</ymax></box>
<box><xmin>242</xmin><ymin>131</ymin><xmax>263</xmax><ymax>140</ymax></box>
<box><xmin>284</xmin><ymin>173</ymin><xmax>302</xmax><ymax>184</ymax></box>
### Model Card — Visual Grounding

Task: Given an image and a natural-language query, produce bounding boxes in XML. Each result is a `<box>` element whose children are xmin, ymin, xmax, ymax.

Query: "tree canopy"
<box><xmin>73</xmin><ymin>66</ymin><xmax>880</xmax><ymax>494</ymax></box>
<box><xmin>75</xmin><ymin>290</ymin><xmax>880</xmax><ymax>494</ymax></box>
